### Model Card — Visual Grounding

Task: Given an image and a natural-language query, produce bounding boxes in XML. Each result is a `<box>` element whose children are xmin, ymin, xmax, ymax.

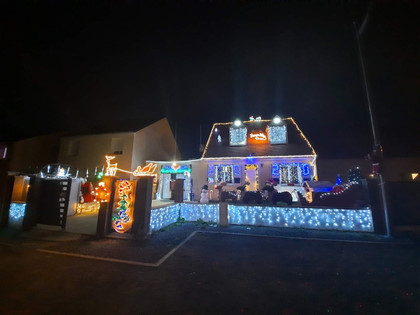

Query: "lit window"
<box><xmin>215</xmin><ymin>165</ymin><xmax>234</xmax><ymax>183</ymax></box>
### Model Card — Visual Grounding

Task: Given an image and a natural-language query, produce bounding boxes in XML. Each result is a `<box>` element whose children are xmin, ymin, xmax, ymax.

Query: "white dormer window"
<box><xmin>229</xmin><ymin>126</ymin><xmax>247</xmax><ymax>146</ymax></box>
<box><xmin>267</xmin><ymin>125</ymin><xmax>287</xmax><ymax>144</ymax></box>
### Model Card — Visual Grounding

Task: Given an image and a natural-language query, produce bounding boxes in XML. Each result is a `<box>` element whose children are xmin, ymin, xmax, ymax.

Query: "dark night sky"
<box><xmin>0</xmin><ymin>1</ymin><xmax>418</xmax><ymax>159</ymax></box>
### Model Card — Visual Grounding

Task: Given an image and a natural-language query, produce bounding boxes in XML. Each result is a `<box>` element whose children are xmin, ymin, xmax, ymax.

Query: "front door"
<box><xmin>245</xmin><ymin>164</ymin><xmax>258</xmax><ymax>191</ymax></box>
<box><xmin>161</xmin><ymin>173</ymin><xmax>172</xmax><ymax>199</ymax></box>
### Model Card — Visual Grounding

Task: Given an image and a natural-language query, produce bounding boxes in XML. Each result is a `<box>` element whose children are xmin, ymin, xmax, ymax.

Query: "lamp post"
<box><xmin>353</xmin><ymin>20</ymin><xmax>391</xmax><ymax>237</ymax></box>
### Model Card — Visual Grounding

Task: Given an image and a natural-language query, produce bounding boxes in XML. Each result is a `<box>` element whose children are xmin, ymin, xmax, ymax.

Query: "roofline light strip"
<box><xmin>147</xmin><ymin>154</ymin><xmax>316</xmax><ymax>165</ymax></box>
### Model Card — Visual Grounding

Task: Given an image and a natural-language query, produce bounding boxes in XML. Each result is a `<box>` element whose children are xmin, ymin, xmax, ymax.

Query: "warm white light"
<box><xmin>412</xmin><ymin>173</ymin><xmax>418</xmax><ymax>180</ymax></box>
<box><xmin>234</xmin><ymin>119</ymin><xmax>242</xmax><ymax>127</ymax></box>
<box><xmin>273</xmin><ymin>115</ymin><xmax>281</xmax><ymax>124</ymax></box>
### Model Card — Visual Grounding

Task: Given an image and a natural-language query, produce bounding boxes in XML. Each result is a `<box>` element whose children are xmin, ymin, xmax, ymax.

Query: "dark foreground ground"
<box><xmin>0</xmin><ymin>223</ymin><xmax>419</xmax><ymax>314</ymax></box>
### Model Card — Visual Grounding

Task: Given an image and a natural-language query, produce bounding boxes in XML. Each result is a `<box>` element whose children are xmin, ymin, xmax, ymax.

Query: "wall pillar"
<box><xmin>219</xmin><ymin>202</ymin><xmax>228</xmax><ymax>227</ymax></box>
<box><xmin>132</xmin><ymin>176</ymin><xmax>153</xmax><ymax>239</ymax></box>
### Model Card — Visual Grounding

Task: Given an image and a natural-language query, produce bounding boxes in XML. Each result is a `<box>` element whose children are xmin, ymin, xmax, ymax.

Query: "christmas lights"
<box><xmin>9</xmin><ymin>203</ymin><xmax>26</xmax><ymax>221</ymax></box>
<box><xmin>267</xmin><ymin>125</ymin><xmax>287</xmax><ymax>144</ymax></box>
<box><xmin>180</xmin><ymin>203</ymin><xmax>219</xmax><ymax>223</ymax></box>
<box><xmin>249</xmin><ymin>131</ymin><xmax>267</xmax><ymax>142</ymax></box>
<box><xmin>228</xmin><ymin>205</ymin><xmax>373</xmax><ymax>232</ymax></box>
<box><xmin>301</xmin><ymin>163</ymin><xmax>310</xmax><ymax>177</ymax></box>
<box><xmin>105</xmin><ymin>155</ymin><xmax>157</xmax><ymax>177</ymax></box>
<box><xmin>149</xmin><ymin>203</ymin><xmax>220</xmax><ymax>232</ymax></box>
<box><xmin>216</xmin><ymin>165</ymin><xmax>234</xmax><ymax>183</ymax></box>
<box><xmin>229</xmin><ymin>127</ymin><xmax>247</xmax><ymax>146</ymax></box>
<box><xmin>150</xmin><ymin>204</ymin><xmax>180</xmax><ymax>232</ymax></box>
<box><xmin>272</xmin><ymin>163</ymin><xmax>306</xmax><ymax>184</ymax></box>
<box><xmin>319</xmin><ymin>182</ymin><xmax>358</xmax><ymax>198</ymax></box>
<box><xmin>94</xmin><ymin>181</ymin><xmax>110</xmax><ymax>203</ymax></box>
<box><xmin>112</xmin><ymin>180</ymin><xmax>135</xmax><ymax>233</ymax></box>
<box><xmin>77</xmin><ymin>202</ymin><xmax>100</xmax><ymax>214</ymax></box>
<box><xmin>233</xmin><ymin>165</ymin><xmax>241</xmax><ymax>177</ymax></box>
<box><xmin>202</xmin><ymin>118</ymin><xmax>316</xmax><ymax>159</ymax></box>
<box><xmin>161</xmin><ymin>164</ymin><xmax>190</xmax><ymax>174</ymax></box>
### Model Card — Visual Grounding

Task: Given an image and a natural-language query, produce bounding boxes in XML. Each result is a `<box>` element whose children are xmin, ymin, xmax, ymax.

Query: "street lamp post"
<box><xmin>353</xmin><ymin>20</ymin><xmax>391</xmax><ymax>237</ymax></box>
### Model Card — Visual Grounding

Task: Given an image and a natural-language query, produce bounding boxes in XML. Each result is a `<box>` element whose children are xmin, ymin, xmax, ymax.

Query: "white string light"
<box><xmin>228</xmin><ymin>205</ymin><xmax>373</xmax><ymax>232</ymax></box>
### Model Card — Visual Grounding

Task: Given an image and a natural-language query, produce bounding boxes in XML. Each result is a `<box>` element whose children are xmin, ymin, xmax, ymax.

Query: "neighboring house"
<box><xmin>7</xmin><ymin>134</ymin><xmax>62</xmax><ymax>173</ymax></box>
<box><xmin>149</xmin><ymin>117</ymin><xmax>317</xmax><ymax>201</ymax></box>
<box><xmin>317</xmin><ymin>157</ymin><xmax>420</xmax><ymax>183</ymax></box>
<box><xmin>58</xmin><ymin>118</ymin><xmax>179</xmax><ymax>177</ymax></box>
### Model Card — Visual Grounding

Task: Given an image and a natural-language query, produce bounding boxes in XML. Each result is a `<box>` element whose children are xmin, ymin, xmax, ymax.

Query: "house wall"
<box><xmin>58</xmin><ymin>132</ymin><xmax>134</xmax><ymax>176</ymax></box>
<box><xmin>8</xmin><ymin>134</ymin><xmax>61</xmax><ymax>172</ymax></box>
<box><xmin>191</xmin><ymin>157</ymin><xmax>315</xmax><ymax>200</ymax></box>
<box><xmin>190</xmin><ymin>161</ymin><xmax>208</xmax><ymax>201</ymax></box>
<box><xmin>131</xmin><ymin>118</ymin><xmax>180</xmax><ymax>169</ymax></box>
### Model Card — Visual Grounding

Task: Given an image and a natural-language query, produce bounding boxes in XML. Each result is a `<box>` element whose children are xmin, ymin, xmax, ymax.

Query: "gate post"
<box><xmin>96</xmin><ymin>177</ymin><xmax>116</xmax><ymax>237</ymax></box>
<box><xmin>132</xmin><ymin>176</ymin><xmax>153</xmax><ymax>239</ymax></box>
<box><xmin>219</xmin><ymin>202</ymin><xmax>228</xmax><ymax>227</ymax></box>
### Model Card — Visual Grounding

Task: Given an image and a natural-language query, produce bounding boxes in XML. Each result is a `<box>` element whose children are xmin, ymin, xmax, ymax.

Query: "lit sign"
<box><xmin>105</xmin><ymin>155</ymin><xmax>157</xmax><ymax>177</ymax></box>
<box><xmin>112</xmin><ymin>180</ymin><xmax>135</xmax><ymax>233</ymax></box>
<box><xmin>250</xmin><ymin>132</ymin><xmax>267</xmax><ymax>141</ymax></box>
<box><xmin>248</xmin><ymin>130</ymin><xmax>268</xmax><ymax>144</ymax></box>
<box><xmin>161</xmin><ymin>165</ymin><xmax>191</xmax><ymax>174</ymax></box>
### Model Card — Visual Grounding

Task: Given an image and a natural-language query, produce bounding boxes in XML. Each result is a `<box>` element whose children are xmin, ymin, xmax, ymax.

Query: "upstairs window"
<box><xmin>111</xmin><ymin>138</ymin><xmax>124</xmax><ymax>155</ymax></box>
<box><xmin>267</xmin><ymin>125</ymin><xmax>287</xmax><ymax>144</ymax></box>
<box><xmin>229</xmin><ymin>127</ymin><xmax>247</xmax><ymax>146</ymax></box>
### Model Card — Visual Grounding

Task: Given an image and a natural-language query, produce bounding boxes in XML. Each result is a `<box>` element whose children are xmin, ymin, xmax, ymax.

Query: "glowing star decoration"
<box><xmin>112</xmin><ymin>180</ymin><xmax>135</xmax><ymax>233</ymax></box>
<box><xmin>94</xmin><ymin>181</ymin><xmax>111</xmax><ymax>203</ymax></box>
<box><xmin>105</xmin><ymin>155</ymin><xmax>157</xmax><ymax>177</ymax></box>
<box><xmin>248</xmin><ymin>130</ymin><xmax>269</xmax><ymax>144</ymax></box>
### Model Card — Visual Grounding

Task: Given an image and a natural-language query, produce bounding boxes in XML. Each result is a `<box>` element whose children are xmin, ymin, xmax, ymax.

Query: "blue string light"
<box><xmin>9</xmin><ymin>203</ymin><xmax>26</xmax><ymax>221</ymax></box>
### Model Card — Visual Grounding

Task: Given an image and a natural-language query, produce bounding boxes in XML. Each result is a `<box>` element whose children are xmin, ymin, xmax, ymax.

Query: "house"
<box><xmin>7</xmin><ymin>133</ymin><xmax>62</xmax><ymax>173</ymax></box>
<box><xmin>57</xmin><ymin>118</ymin><xmax>180</xmax><ymax>178</ymax></box>
<box><xmin>149</xmin><ymin>116</ymin><xmax>317</xmax><ymax>201</ymax></box>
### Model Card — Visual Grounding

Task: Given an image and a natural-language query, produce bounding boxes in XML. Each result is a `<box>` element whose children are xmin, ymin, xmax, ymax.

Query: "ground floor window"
<box><xmin>272</xmin><ymin>163</ymin><xmax>303</xmax><ymax>184</ymax></box>
<box><xmin>215</xmin><ymin>165</ymin><xmax>234</xmax><ymax>183</ymax></box>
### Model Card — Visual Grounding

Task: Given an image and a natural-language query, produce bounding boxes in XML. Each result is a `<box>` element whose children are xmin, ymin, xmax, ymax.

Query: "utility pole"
<box><xmin>353</xmin><ymin>18</ymin><xmax>391</xmax><ymax>237</ymax></box>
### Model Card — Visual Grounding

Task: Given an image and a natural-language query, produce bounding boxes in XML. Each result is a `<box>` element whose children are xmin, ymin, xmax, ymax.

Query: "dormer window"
<box><xmin>229</xmin><ymin>121</ymin><xmax>247</xmax><ymax>146</ymax></box>
<box><xmin>267</xmin><ymin>125</ymin><xmax>287</xmax><ymax>144</ymax></box>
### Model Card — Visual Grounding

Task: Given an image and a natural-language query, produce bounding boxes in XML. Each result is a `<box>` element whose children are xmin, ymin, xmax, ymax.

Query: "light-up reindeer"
<box><xmin>105</xmin><ymin>155</ymin><xmax>118</xmax><ymax>176</ymax></box>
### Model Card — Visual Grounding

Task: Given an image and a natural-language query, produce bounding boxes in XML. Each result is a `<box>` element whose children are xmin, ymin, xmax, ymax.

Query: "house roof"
<box><xmin>202</xmin><ymin>117</ymin><xmax>316</xmax><ymax>159</ymax></box>
<box><xmin>61</xmin><ymin>117</ymin><xmax>170</xmax><ymax>138</ymax></box>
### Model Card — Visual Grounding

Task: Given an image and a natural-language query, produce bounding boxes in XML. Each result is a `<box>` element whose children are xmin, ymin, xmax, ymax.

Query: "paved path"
<box><xmin>0</xmin><ymin>224</ymin><xmax>419</xmax><ymax>314</ymax></box>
